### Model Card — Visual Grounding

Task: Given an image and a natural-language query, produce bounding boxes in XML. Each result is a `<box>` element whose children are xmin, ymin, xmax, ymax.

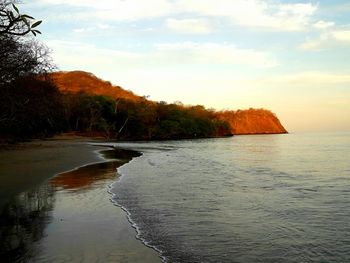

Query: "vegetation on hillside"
<box><xmin>51</xmin><ymin>71</ymin><xmax>142</xmax><ymax>102</ymax></box>
<box><xmin>62</xmin><ymin>92</ymin><xmax>232</xmax><ymax>140</ymax></box>
<box><xmin>51</xmin><ymin>71</ymin><xmax>287</xmax><ymax>138</ymax></box>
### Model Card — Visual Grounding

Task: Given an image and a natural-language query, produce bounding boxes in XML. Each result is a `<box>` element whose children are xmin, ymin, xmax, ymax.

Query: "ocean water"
<box><xmin>111</xmin><ymin>132</ymin><xmax>350</xmax><ymax>263</ymax></box>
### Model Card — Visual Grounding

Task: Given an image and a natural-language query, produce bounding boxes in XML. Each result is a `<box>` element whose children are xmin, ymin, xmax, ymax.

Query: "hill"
<box><xmin>216</xmin><ymin>109</ymin><xmax>287</xmax><ymax>135</ymax></box>
<box><xmin>50</xmin><ymin>71</ymin><xmax>287</xmax><ymax>136</ymax></box>
<box><xmin>50</xmin><ymin>71</ymin><xmax>142</xmax><ymax>102</ymax></box>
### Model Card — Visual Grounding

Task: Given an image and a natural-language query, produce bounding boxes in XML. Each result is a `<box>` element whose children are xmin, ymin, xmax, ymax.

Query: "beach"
<box><xmin>0</xmin><ymin>136</ymin><xmax>160</xmax><ymax>262</ymax></box>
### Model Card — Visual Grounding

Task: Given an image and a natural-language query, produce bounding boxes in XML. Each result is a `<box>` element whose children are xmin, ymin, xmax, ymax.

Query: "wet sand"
<box><xmin>0</xmin><ymin>137</ymin><xmax>106</xmax><ymax>207</ymax></box>
<box><xmin>0</xmin><ymin>137</ymin><xmax>161</xmax><ymax>262</ymax></box>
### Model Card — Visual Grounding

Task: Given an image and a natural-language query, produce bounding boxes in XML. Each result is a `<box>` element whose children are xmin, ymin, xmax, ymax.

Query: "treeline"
<box><xmin>64</xmin><ymin>95</ymin><xmax>231</xmax><ymax>140</ymax></box>
<box><xmin>0</xmin><ymin>77</ymin><xmax>66</xmax><ymax>139</ymax></box>
<box><xmin>0</xmin><ymin>82</ymin><xmax>232</xmax><ymax>141</ymax></box>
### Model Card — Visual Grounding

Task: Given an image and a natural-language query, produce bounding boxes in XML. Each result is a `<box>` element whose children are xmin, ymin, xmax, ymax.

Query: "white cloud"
<box><xmin>301</xmin><ymin>29</ymin><xmax>350</xmax><ymax>50</ymax></box>
<box><xmin>155</xmin><ymin>42</ymin><xmax>277</xmax><ymax>68</ymax></box>
<box><xmin>46</xmin><ymin>40</ymin><xmax>143</xmax><ymax>70</ymax></box>
<box><xmin>332</xmin><ymin>30</ymin><xmax>350</xmax><ymax>42</ymax></box>
<box><xmin>32</xmin><ymin>0</ymin><xmax>317</xmax><ymax>31</ymax></box>
<box><xmin>33</xmin><ymin>0</ymin><xmax>173</xmax><ymax>21</ymax></box>
<box><xmin>313</xmin><ymin>20</ymin><xmax>335</xmax><ymax>29</ymax></box>
<box><xmin>47</xmin><ymin>40</ymin><xmax>276</xmax><ymax>70</ymax></box>
<box><xmin>165</xmin><ymin>18</ymin><xmax>213</xmax><ymax>34</ymax></box>
<box><xmin>73</xmin><ymin>24</ymin><xmax>112</xmax><ymax>33</ymax></box>
<box><xmin>300</xmin><ymin>41</ymin><xmax>319</xmax><ymax>51</ymax></box>
<box><xmin>177</xmin><ymin>0</ymin><xmax>317</xmax><ymax>31</ymax></box>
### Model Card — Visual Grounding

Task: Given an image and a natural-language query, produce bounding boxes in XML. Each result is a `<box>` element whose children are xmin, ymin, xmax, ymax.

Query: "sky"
<box><xmin>22</xmin><ymin>0</ymin><xmax>350</xmax><ymax>132</ymax></box>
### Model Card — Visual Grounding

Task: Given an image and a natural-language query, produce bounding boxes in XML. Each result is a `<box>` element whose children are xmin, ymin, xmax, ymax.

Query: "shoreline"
<box><xmin>110</xmin><ymin>154</ymin><xmax>168</xmax><ymax>263</ymax></box>
<box><xmin>0</xmin><ymin>136</ymin><xmax>161</xmax><ymax>262</ymax></box>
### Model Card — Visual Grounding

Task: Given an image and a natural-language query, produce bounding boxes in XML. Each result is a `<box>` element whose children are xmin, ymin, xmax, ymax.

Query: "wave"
<box><xmin>107</xmin><ymin>152</ymin><xmax>168</xmax><ymax>263</ymax></box>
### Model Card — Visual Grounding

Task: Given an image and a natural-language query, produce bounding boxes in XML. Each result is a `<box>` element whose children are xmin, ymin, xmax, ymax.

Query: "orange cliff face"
<box><xmin>49</xmin><ymin>71</ymin><xmax>143</xmax><ymax>102</ymax></box>
<box><xmin>216</xmin><ymin>108</ymin><xmax>288</xmax><ymax>135</ymax></box>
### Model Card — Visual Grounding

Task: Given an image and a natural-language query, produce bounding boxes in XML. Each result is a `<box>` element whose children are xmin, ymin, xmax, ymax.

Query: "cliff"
<box><xmin>216</xmin><ymin>108</ymin><xmax>287</xmax><ymax>135</ymax></box>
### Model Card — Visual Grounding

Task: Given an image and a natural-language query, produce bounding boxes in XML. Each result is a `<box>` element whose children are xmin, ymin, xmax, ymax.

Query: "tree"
<box><xmin>0</xmin><ymin>77</ymin><xmax>66</xmax><ymax>138</ymax></box>
<box><xmin>0</xmin><ymin>0</ymin><xmax>42</xmax><ymax>36</ymax></box>
<box><xmin>63</xmin><ymin>94</ymin><xmax>118</xmax><ymax>138</ymax></box>
<box><xmin>0</xmin><ymin>0</ymin><xmax>51</xmax><ymax>85</ymax></box>
<box><xmin>0</xmin><ymin>1</ymin><xmax>60</xmax><ymax>140</ymax></box>
<box><xmin>0</xmin><ymin>35</ymin><xmax>53</xmax><ymax>85</ymax></box>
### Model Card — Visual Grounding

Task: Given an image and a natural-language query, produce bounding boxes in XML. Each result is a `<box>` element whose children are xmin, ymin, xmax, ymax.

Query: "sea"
<box><xmin>111</xmin><ymin>132</ymin><xmax>350</xmax><ymax>263</ymax></box>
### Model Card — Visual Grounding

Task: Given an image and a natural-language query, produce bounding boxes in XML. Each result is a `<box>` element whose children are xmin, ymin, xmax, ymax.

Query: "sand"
<box><xmin>0</xmin><ymin>137</ymin><xmax>106</xmax><ymax>206</ymax></box>
<box><xmin>0</xmin><ymin>136</ymin><xmax>161</xmax><ymax>262</ymax></box>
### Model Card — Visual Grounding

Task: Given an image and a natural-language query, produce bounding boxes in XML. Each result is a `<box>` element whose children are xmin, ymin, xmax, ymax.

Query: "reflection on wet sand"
<box><xmin>51</xmin><ymin>161</ymin><xmax>123</xmax><ymax>191</ymax></box>
<box><xmin>0</xmin><ymin>184</ymin><xmax>54</xmax><ymax>262</ymax></box>
<box><xmin>0</xmin><ymin>149</ymin><xmax>160</xmax><ymax>263</ymax></box>
<box><xmin>51</xmin><ymin>148</ymin><xmax>140</xmax><ymax>192</ymax></box>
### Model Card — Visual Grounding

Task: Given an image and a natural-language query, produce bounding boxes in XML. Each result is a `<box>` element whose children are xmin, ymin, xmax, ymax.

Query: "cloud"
<box><xmin>32</xmin><ymin>0</ymin><xmax>318</xmax><ymax>31</ymax></box>
<box><xmin>165</xmin><ymin>18</ymin><xmax>213</xmax><ymax>34</ymax></box>
<box><xmin>33</xmin><ymin>0</ymin><xmax>173</xmax><ymax>21</ymax></box>
<box><xmin>332</xmin><ymin>30</ymin><xmax>350</xmax><ymax>42</ymax></box>
<box><xmin>155</xmin><ymin>42</ymin><xmax>277</xmax><ymax>68</ymax></box>
<box><xmin>301</xmin><ymin>29</ymin><xmax>350</xmax><ymax>50</ymax></box>
<box><xmin>176</xmin><ymin>0</ymin><xmax>317</xmax><ymax>31</ymax></box>
<box><xmin>46</xmin><ymin>40</ymin><xmax>144</xmax><ymax>72</ymax></box>
<box><xmin>73</xmin><ymin>24</ymin><xmax>112</xmax><ymax>33</ymax></box>
<box><xmin>47</xmin><ymin>40</ymin><xmax>277</xmax><ymax>70</ymax></box>
<box><xmin>313</xmin><ymin>20</ymin><xmax>335</xmax><ymax>29</ymax></box>
<box><xmin>300</xmin><ymin>36</ymin><xmax>326</xmax><ymax>51</ymax></box>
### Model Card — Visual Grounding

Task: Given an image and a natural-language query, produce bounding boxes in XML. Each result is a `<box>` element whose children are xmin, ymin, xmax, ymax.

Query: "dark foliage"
<box><xmin>0</xmin><ymin>4</ymin><xmax>59</xmax><ymax>141</ymax></box>
<box><xmin>62</xmin><ymin>95</ymin><xmax>232</xmax><ymax>140</ymax></box>
<box><xmin>0</xmin><ymin>77</ymin><xmax>66</xmax><ymax>139</ymax></box>
<box><xmin>64</xmin><ymin>93</ymin><xmax>117</xmax><ymax>137</ymax></box>
<box><xmin>1</xmin><ymin>81</ymin><xmax>231</xmax><ymax>141</ymax></box>
<box><xmin>0</xmin><ymin>35</ymin><xmax>53</xmax><ymax>85</ymax></box>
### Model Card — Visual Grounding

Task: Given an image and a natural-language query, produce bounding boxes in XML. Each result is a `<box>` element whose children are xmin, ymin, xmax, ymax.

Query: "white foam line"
<box><xmin>107</xmin><ymin>151</ymin><xmax>168</xmax><ymax>263</ymax></box>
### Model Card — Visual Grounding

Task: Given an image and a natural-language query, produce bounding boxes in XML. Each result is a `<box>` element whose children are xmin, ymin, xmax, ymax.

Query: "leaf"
<box><xmin>22</xmin><ymin>17</ymin><xmax>30</xmax><ymax>27</ymax></box>
<box><xmin>31</xmin><ymin>31</ymin><xmax>37</xmax><ymax>36</ymax></box>
<box><xmin>31</xmin><ymin>20</ymin><xmax>42</xmax><ymax>28</ymax></box>
<box><xmin>12</xmin><ymin>4</ymin><xmax>19</xmax><ymax>14</ymax></box>
<box><xmin>21</xmin><ymin>14</ymin><xmax>35</xmax><ymax>20</ymax></box>
<box><xmin>33</xmin><ymin>29</ymin><xmax>42</xmax><ymax>34</ymax></box>
<box><xmin>9</xmin><ymin>11</ymin><xmax>15</xmax><ymax>21</ymax></box>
